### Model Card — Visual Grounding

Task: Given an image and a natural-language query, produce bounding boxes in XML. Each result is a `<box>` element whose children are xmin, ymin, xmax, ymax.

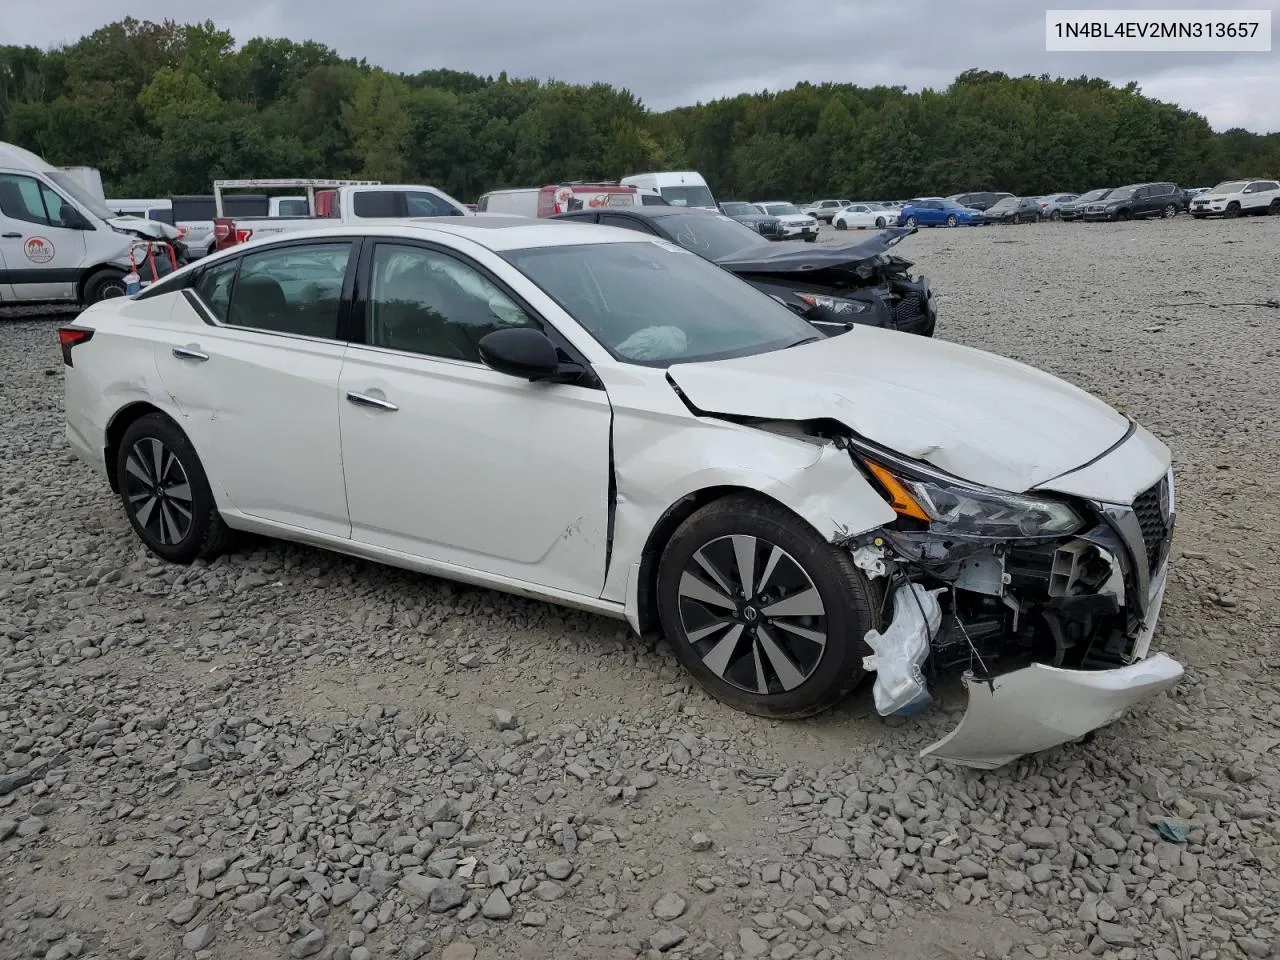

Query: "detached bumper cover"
<box><xmin>921</xmin><ymin>560</ymin><xmax>1180</xmax><ymax>769</ymax></box>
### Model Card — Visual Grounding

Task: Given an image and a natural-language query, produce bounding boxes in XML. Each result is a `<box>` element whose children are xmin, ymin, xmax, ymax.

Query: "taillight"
<box><xmin>58</xmin><ymin>326</ymin><xmax>94</xmax><ymax>367</ymax></box>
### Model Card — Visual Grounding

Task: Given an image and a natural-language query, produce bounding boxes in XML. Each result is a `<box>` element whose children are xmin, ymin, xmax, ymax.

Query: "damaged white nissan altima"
<box><xmin>59</xmin><ymin>218</ymin><xmax>1182</xmax><ymax>768</ymax></box>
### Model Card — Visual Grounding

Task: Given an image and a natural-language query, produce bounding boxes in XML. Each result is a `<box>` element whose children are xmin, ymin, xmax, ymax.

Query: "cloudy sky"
<box><xmin>10</xmin><ymin>0</ymin><xmax>1280</xmax><ymax>132</ymax></box>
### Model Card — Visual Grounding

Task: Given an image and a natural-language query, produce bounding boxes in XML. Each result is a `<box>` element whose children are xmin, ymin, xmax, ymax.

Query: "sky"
<box><xmin>8</xmin><ymin>0</ymin><xmax>1280</xmax><ymax>133</ymax></box>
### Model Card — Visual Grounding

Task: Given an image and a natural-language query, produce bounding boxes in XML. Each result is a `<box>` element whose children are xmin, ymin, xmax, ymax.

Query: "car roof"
<box><xmin>211</xmin><ymin>217</ymin><xmax>659</xmax><ymax>257</ymax></box>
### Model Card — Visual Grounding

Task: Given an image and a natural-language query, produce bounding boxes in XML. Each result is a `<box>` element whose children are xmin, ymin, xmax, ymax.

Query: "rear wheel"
<box><xmin>115</xmin><ymin>413</ymin><xmax>233</xmax><ymax>564</ymax></box>
<box><xmin>1270</xmin><ymin>199</ymin><xmax>1280</xmax><ymax>215</ymax></box>
<box><xmin>1224</xmin><ymin>202</ymin><xmax>1240</xmax><ymax>219</ymax></box>
<box><xmin>1162</xmin><ymin>203</ymin><xmax>1177</xmax><ymax>218</ymax></box>
<box><xmin>656</xmin><ymin>494</ymin><xmax>881</xmax><ymax>719</ymax></box>
<box><xmin>874</xmin><ymin>217</ymin><xmax>886</xmax><ymax>227</ymax></box>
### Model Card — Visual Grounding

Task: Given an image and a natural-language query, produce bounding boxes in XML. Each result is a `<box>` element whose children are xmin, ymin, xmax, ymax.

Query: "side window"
<box><xmin>367</xmin><ymin>244</ymin><xmax>539</xmax><ymax>363</ymax></box>
<box><xmin>1262</xmin><ymin>182</ymin><xmax>1280</xmax><ymax>192</ymax></box>
<box><xmin>0</xmin><ymin>174</ymin><xmax>55</xmax><ymax>226</ymax></box>
<box><xmin>640</xmin><ymin>193</ymin><xmax>665</xmax><ymax>206</ymax></box>
<box><xmin>193</xmin><ymin>259</ymin><xmax>239</xmax><ymax>322</ymax></box>
<box><xmin>352</xmin><ymin>192</ymin><xmax>400</xmax><ymax>218</ymax></box>
<box><xmin>599</xmin><ymin>214</ymin><xmax>656</xmax><ymax>234</ymax></box>
<box><xmin>226</xmin><ymin>242</ymin><xmax>352</xmax><ymax>338</ymax></box>
<box><xmin>404</xmin><ymin>191</ymin><xmax>463</xmax><ymax>217</ymax></box>
<box><xmin>476</xmin><ymin>195</ymin><xmax>490</xmax><ymax>212</ymax></box>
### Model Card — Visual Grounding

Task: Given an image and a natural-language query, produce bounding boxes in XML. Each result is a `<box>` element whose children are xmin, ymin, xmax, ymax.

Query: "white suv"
<box><xmin>1190</xmin><ymin>179</ymin><xmax>1280</xmax><ymax>219</ymax></box>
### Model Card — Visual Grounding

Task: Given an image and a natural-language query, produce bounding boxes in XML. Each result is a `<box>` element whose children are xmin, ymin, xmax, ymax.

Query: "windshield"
<box><xmin>46</xmin><ymin>172</ymin><xmax>117</xmax><ymax>221</ymax></box>
<box><xmin>503</xmin><ymin>240</ymin><xmax>816</xmax><ymax>366</ymax></box>
<box><xmin>988</xmin><ymin>198</ymin><xmax>1017</xmax><ymax>211</ymax></box>
<box><xmin>1208</xmin><ymin>181</ymin><xmax>1249</xmax><ymax>195</ymax></box>
<box><xmin>719</xmin><ymin>202</ymin><xmax>756</xmax><ymax>216</ymax></box>
<box><xmin>1075</xmin><ymin>189</ymin><xmax>1110</xmax><ymax>203</ymax></box>
<box><xmin>940</xmin><ymin>200</ymin><xmax>970</xmax><ymax>211</ymax></box>
<box><xmin>659</xmin><ymin>212</ymin><xmax>767</xmax><ymax>260</ymax></box>
<box><xmin>660</xmin><ymin>185</ymin><xmax>716</xmax><ymax>208</ymax></box>
<box><xmin>1108</xmin><ymin>187</ymin><xmax>1137</xmax><ymax>200</ymax></box>
<box><xmin>763</xmin><ymin>203</ymin><xmax>800</xmax><ymax>216</ymax></box>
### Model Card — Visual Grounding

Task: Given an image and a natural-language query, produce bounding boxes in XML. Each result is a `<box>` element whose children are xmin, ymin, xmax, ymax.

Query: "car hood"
<box><xmin>666</xmin><ymin>326</ymin><xmax>1131</xmax><ymax>493</ymax></box>
<box><xmin>109</xmin><ymin>216</ymin><xmax>181</xmax><ymax>241</ymax></box>
<box><xmin>715</xmin><ymin>227</ymin><xmax>915</xmax><ymax>272</ymax></box>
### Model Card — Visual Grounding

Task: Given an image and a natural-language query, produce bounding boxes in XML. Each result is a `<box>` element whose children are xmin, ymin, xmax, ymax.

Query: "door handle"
<box><xmin>2</xmin><ymin>232</ymin><xmax>21</xmax><ymax>239</ymax></box>
<box><xmin>346</xmin><ymin>391</ymin><xmax>398</xmax><ymax>412</ymax></box>
<box><xmin>171</xmin><ymin>346</ymin><xmax>209</xmax><ymax>361</ymax></box>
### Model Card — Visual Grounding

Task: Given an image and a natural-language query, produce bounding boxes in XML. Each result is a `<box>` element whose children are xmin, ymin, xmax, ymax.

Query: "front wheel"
<box><xmin>1050</xmin><ymin>210</ymin><xmax>1062</xmax><ymax>221</ymax></box>
<box><xmin>804</xmin><ymin>236</ymin><xmax>817</xmax><ymax>243</ymax></box>
<box><xmin>1162</xmin><ymin>203</ymin><xmax>1177</xmax><ymax>218</ymax></box>
<box><xmin>655</xmin><ymin>494</ymin><xmax>881</xmax><ymax>719</ymax></box>
<box><xmin>946</xmin><ymin>215</ymin><xmax>958</xmax><ymax>227</ymax></box>
<box><xmin>904</xmin><ymin>215</ymin><xmax>917</xmax><ymax>227</ymax></box>
<box><xmin>116</xmin><ymin>413</ymin><xmax>233</xmax><ymax>564</ymax></box>
<box><xmin>83</xmin><ymin>269</ymin><xmax>128</xmax><ymax>304</ymax></box>
<box><xmin>1224</xmin><ymin>202</ymin><xmax>1240</xmax><ymax>219</ymax></box>
<box><xmin>834</xmin><ymin>219</ymin><xmax>847</xmax><ymax>230</ymax></box>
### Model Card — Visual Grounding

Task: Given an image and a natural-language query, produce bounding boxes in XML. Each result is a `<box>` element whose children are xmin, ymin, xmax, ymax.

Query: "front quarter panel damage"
<box><xmin>595</xmin><ymin>364</ymin><xmax>895</xmax><ymax>630</ymax></box>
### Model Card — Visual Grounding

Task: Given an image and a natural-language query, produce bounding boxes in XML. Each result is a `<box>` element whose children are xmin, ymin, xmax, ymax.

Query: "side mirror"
<box><xmin>478</xmin><ymin>327</ymin><xmax>562</xmax><ymax>381</ymax></box>
<box><xmin>61</xmin><ymin>206</ymin><xmax>93</xmax><ymax>230</ymax></box>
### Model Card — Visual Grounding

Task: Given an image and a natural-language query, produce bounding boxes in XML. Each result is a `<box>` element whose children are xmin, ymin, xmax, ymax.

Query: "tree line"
<box><xmin>2</xmin><ymin>19</ymin><xmax>1276</xmax><ymax>203</ymax></box>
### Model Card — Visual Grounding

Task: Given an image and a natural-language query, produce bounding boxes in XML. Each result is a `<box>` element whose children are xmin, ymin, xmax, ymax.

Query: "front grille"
<box><xmin>892</xmin><ymin>292</ymin><xmax>923</xmax><ymax>324</ymax></box>
<box><xmin>1132</xmin><ymin>476</ymin><xmax>1171</xmax><ymax>576</ymax></box>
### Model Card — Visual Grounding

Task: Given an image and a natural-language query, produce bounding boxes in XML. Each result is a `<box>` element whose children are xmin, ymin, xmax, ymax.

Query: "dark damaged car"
<box><xmin>551</xmin><ymin>207</ymin><xmax>937</xmax><ymax>337</ymax></box>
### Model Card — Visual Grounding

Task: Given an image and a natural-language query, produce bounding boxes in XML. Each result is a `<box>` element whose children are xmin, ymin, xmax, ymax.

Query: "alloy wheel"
<box><xmin>123</xmin><ymin>437</ymin><xmax>194</xmax><ymax>545</ymax></box>
<box><xmin>676</xmin><ymin>535</ymin><xmax>827</xmax><ymax>696</ymax></box>
<box><xmin>1163</xmin><ymin>204</ymin><xmax>1177</xmax><ymax>218</ymax></box>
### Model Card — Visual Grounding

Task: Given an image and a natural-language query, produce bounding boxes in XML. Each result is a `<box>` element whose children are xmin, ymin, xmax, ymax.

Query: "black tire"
<box><xmin>946</xmin><ymin>214</ymin><xmax>958</xmax><ymax>227</ymax></box>
<box><xmin>804</xmin><ymin>236</ymin><xmax>817</xmax><ymax>243</ymax></box>
<box><xmin>1050</xmin><ymin>209</ymin><xmax>1062</xmax><ymax>221</ymax></box>
<box><xmin>83</xmin><ymin>269</ymin><xmax>128</xmax><ymax>304</ymax></box>
<box><xmin>655</xmin><ymin>493</ymin><xmax>882</xmax><ymax>719</ymax></box>
<box><xmin>874</xmin><ymin>217</ymin><xmax>886</xmax><ymax>227</ymax></box>
<box><xmin>1162</xmin><ymin>203</ymin><xmax>1177</xmax><ymax>219</ymax></box>
<box><xmin>1192</xmin><ymin>214</ymin><xmax>1206</xmax><ymax>219</ymax></box>
<box><xmin>1115</xmin><ymin>209</ymin><xmax>1131</xmax><ymax>222</ymax></box>
<box><xmin>904</xmin><ymin>215</ymin><xmax>917</xmax><ymax>227</ymax></box>
<box><xmin>1270</xmin><ymin>199</ymin><xmax>1280</xmax><ymax>215</ymax></box>
<box><xmin>1224</xmin><ymin>202</ymin><xmax>1240</xmax><ymax>219</ymax></box>
<box><xmin>834</xmin><ymin>219</ymin><xmax>847</xmax><ymax>230</ymax></box>
<box><xmin>115</xmin><ymin>413</ymin><xmax>233</xmax><ymax>564</ymax></box>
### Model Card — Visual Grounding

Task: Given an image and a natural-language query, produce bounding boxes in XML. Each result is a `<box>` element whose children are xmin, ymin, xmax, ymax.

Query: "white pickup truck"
<box><xmin>211</xmin><ymin>179</ymin><xmax>492</xmax><ymax>252</ymax></box>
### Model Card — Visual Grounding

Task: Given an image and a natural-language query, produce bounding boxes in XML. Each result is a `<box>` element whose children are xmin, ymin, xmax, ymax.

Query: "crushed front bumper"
<box><xmin>920</xmin><ymin>559</ymin><xmax>1179</xmax><ymax>768</ymax></box>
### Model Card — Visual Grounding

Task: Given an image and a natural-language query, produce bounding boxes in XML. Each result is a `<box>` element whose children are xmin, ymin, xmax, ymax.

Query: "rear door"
<box><xmin>0</xmin><ymin>172</ymin><xmax>90</xmax><ymax>302</ymax></box>
<box><xmin>151</xmin><ymin>239</ymin><xmax>357</xmax><ymax>537</ymax></box>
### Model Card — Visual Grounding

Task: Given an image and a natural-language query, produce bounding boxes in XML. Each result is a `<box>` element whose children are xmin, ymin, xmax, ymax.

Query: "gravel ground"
<box><xmin>2</xmin><ymin>216</ymin><xmax>1279</xmax><ymax>960</ymax></box>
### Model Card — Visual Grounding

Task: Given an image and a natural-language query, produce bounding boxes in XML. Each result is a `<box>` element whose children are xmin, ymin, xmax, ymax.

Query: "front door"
<box><xmin>338</xmin><ymin>240</ymin><xmax>613</xmax><ymax>598</ymax></box>
<box><xmin>151</xmin><ymin>240</ymin><xmax>356</xmax><ymax>538</ymax></box>
<box><xmin>0</xmin><ymin>172</ymin><xmax>89</xmax><ymax>302</ymax></box>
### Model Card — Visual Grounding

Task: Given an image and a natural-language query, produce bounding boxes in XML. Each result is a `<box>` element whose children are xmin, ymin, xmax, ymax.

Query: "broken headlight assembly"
<box><xmin>796</xmin><ymin>293</ymin><xmax>870</xmax><ymax>315</ymax></box>
<box><xmin>855</xmin><ymin>448</ymin><xmax>1084</xmax><ymax>541</ymax></box>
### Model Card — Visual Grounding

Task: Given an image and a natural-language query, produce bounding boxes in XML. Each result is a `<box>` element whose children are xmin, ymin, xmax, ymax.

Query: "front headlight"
<box><xmin>797</xmin><ymin>293</ymin><xmax>870</xmax><ymax>315</ymax></box>
<box><xmin>859</xmin><ymin>452</ymin><xmax>1084</xmax><ymax>540</ymax></box>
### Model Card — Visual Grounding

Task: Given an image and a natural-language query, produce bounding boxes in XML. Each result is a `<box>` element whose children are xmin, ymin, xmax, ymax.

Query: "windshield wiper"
<box><xmin>785</xmin><ymin>335</ymin><xmax>823</xmax><ymax>349</ymax></box>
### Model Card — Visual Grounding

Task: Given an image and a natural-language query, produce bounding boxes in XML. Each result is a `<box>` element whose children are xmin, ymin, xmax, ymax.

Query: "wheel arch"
<box><xmin>77</xmin><ymin>263</ymin><xmax>128</xmax><ymax>304</ymax></box>
<box><xmin>104</xmin><ymin>401</ymin><xmax>176</xmax><ymax>493</ymax></box>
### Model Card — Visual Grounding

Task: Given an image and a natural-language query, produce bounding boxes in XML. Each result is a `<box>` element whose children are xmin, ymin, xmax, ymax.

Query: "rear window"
<box><xmin>353</xmin><ymin>191</ymin><xmax>401</xmax><ymax>218</ymax></box>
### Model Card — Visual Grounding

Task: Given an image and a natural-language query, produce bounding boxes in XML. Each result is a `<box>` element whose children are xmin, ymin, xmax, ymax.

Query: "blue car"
<box><xmin>896</xmin><ymin>198</ymin><xmax>985</xmax><ymax>227</ymax></box>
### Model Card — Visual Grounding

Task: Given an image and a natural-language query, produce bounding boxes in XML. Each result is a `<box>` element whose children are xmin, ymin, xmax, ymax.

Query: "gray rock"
<box><xmin>429</xmin><ymin>878</ymin><xmax>468</xmax><ymax>913</ymax></box>
<box><xmin>441</xmin><ymin>943</ymin><xmax>477</xmax><ymax>960</ymax></box>
<box><xmin>481</xmin><ymin>888</ymin><xmax>512</xmax><ymax>920</ymax></box>
<box><xmin>650</xmin><ymin>927</ymin><xmax>688</xmax><ymax>952</ymax></box>
<box><xmin>180</xmin><ymin>754</ymin><xmax>212</xmax><ymax>772</ymax></box>
<box><xmin>16</xmin><ymin>817</ymin><xmax>45</xmax><ymax>837</ymax></box>
<box><xmin>739</xmin><ymin>928</ymin><xmax>769</xmax><ymax>958</ymax></box>
<box><xmin>0</xmin><ymin>819</ymin><xmax>16</xmax><ymax>842</ymax></box>
<box><xmin>1021</xmin><ymin>825</ymin><xmax>1057</xmax><ymax>848</ymax></box>
<box><xmin>145</xmin><ymin>856</ymin><xmax>181</xmax><ymax>882</ymax></box>
<box><xmin>811</xmin><ymin>835</ymin><xmax>850</xmax><ymax>858</ymax></box>
<box><xmin>400</xmin><ymin>873</ymin><xmax>440</xmax><ymax>904</ymax></box>
<box><xmin>166</xmin><ymin>898</ymin><xmax>199</xmax><ymax>925</ymax></box>
<box><xmin>653</xmin><ymin>892</ymin><xmax>687</xmax><ymax>920</ymax></box>
<box><xmin>182</xmin><ymin>924</ymin><xmax>214</xmax><ymax>951</ymax></box>
<box><xmin>1096</xmin><ymin>922</ymin><xmax>1138</xmax><ymax>946</ymax></box>
<box><xmin>249</xmin><ymin>906</ymin><xmax>280</xmax><ymax>932</ymax></box>
<box><xmin>534</xmin><ymin>880</ymin><xmax>564</xmax><ymax>901</ymax></box>
<box><xmin>290</xmin><ymin>928</ymin><xmax>326</xmax><ymax>958</ymax></box>
<box><xmin>690</xmin><ymin>832</ymin><xmax>713</xmax><ymax>852</ymax></box>
<box><xmin>491</xmin><ymin>709</ymin><xmax>518</xmax><ymax>730</ymax></box>
<box><xmin>545</xmin><ymin>858</ymin><xmax>573</xmax><ymax>880</ymax></box>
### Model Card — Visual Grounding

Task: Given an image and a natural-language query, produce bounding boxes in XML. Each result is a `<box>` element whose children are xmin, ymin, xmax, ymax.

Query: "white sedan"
<box><xmin>60</xmin><ymin>219</ymin><xmax>1182</xmax><ymax>768</ymax></box>
<box><xmin>832</xmin><ymin>203</ymin><xmax>897</xmax><ymax>230</ymax></box>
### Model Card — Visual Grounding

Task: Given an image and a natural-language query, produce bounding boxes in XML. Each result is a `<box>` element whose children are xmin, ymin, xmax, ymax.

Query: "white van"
<box><xmin>620</xmin><ymin>171</ymin><xmax>717</xmax><ymax>209</ymax></box>
<box><xmin>1</xmin><ymin>141</ymin><xmax>177</xmax><ymax>305</ymax></box>
<box><xmin>476</xmin><ymin>188</ymin><xmax>540</xmax><ymax>217</ymax></box>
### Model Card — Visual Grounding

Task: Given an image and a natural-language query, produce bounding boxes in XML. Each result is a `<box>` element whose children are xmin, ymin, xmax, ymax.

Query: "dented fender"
<box><xmin>594</xmin><ymin>363</ymin><xmax>895</xmax><ymax>627</ymax></box>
